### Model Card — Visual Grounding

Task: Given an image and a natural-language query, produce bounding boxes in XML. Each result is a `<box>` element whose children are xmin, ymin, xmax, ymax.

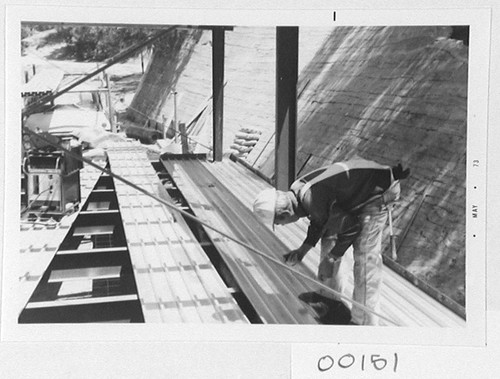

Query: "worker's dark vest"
<box><xmin>296</xmin><ymin>163</ymin><xmax>362</xmax><ymax>259</ymax></box>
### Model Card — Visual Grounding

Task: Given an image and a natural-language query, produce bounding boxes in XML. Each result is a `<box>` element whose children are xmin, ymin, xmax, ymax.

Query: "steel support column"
<box><xmin>275</xmin><ymin>27</ymin><xmax>298</xmax><ymax>190</ymax></box>
<box><xmin>212</xmin><ymin>27</ymin><xmax>225</xmax><ymax>162</ymax></box>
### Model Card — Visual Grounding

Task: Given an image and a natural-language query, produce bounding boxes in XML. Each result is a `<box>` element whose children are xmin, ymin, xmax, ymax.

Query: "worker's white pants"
<box><xmin>317</xmin><ymin>206</ymin><xmax>387</xmax><ymax>326</ymax></box>
<box><xmin>318</xmin><ymin>235</ymin><xmax>345</xmax><ymax>302</ymax></box>
<box><xmin>350</xmin><ymin>204</ymin><xmax>387</xmax><ymax>325</ymax></box>
<box><xmin>317</xmin><ymin>182</ymin><xmax>400</xmax><ymax>325</ymax></box>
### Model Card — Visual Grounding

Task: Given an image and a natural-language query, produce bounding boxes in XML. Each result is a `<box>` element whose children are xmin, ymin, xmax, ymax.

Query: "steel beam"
<box><xmin>212</xmin><ymin>27</ymin><xmax>225</xmax><ymax>162</ymax></box>
<box><xmin>275</xmin><ymin>27</ymin><xmax>299</xmax><ymax>190</ymax></box>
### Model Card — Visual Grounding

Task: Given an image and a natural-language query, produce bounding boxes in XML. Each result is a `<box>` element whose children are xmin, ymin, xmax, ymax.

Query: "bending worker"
<box><xmin>252</xmin><ymin>158</ymin><xmax>410</xmax><ymax>325</ymax></box>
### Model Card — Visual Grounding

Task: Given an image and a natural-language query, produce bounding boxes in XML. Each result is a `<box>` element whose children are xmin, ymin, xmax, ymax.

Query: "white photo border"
<box><xmin>2</xmin><ymin>5</ymin><xmax>490</xmax><ymax>347</ymax></box>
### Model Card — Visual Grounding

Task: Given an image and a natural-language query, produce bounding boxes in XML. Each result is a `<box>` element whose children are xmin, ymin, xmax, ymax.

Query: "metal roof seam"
<box><xmin>163</xmin><ymin>160</ymin><xmax>281</xmax><ymax>323</ymax></box>
<box><xmin>154</xmin><ymin>174</ymin><xmax>236</xmax><ymax>323</ymax></box>
<box><xmin>197</xmin><ymin>171</ymin><xmax>315</xmax><ymax>322</ymax></box>
<box><xmin>109</xmin><ymin>158</ymin><xmax>179</xmax><ymax>323</ymax></box>
<box><xmin>162</xmin><ymin>164</ymin><xmax>246</xmax><ymax>324</ymax></box>
<box><xmin>107</xmin><ymin>146</ymin><xmax>246</xmax><ymax>324</ymax></box>
<box><xmin>189</xmin><ymin>161</ymin><xmax>321</xmax><ymax>301</ymax></box>
<box><xmin>163</xmin><ymin>158</ymin><xmax>319</xmax><ymax>324</ymax></box>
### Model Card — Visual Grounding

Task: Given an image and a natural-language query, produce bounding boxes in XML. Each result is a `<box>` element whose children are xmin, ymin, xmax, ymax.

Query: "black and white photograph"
<box><xmin>15</xmin><ymin>22</ymin><xmax>471</xmax><ymax>327</ymax></box>
<box><xmin>1</xmin><ymin>2</ymin><xmax>498</xmax><ymax>378</ymax></box>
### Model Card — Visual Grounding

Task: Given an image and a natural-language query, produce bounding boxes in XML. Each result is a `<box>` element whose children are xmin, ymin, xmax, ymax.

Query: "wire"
<box><xmin>20</xmin><ymin>185</ymin><xmax>53</xmax><ymax>216</ymax></box>
<box><xmin>21</xmin><ymin>127</ymin><xmax>400</xmax><ymax>326</ymax></box>
<box><xmin>127</xmin><ymin>105</ymin><xmax>214</xmax><ymax>152</ymax></box>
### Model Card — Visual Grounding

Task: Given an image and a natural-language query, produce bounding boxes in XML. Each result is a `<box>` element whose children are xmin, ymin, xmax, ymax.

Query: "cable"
<box><xmin>127</xmin><ymin>105</ymin><xmax>213</xmax><ymax>152</ymax></box>
<box><xmin>20</xmin><ymin>185</ymin><xmax>53</xmax><ymax>216</ymax></box>
<box><xmin>21</xmin><ymin>127</ymin><xmax>400</xmax><ymax>326</ymax></box>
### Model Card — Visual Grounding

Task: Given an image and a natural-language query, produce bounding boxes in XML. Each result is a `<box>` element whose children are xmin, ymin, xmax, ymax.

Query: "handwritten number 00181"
<box><xmin>317</xmin><ymin>353</ymin><xmax>399</xmax><ymax>373</ymax></box>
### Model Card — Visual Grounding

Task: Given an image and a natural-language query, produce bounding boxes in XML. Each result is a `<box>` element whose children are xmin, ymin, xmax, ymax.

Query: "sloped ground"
<box><xmin>129</xmin><ymin>26</ymin><xmax>467</xmax><ymax>307</ymax></box>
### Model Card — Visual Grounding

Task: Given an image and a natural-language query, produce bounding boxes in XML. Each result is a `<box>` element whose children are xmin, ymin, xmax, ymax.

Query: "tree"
<box><xmin>62</xmin><ymin>26</ymin><xmax>156</xmax><ymax>61</ymax></box>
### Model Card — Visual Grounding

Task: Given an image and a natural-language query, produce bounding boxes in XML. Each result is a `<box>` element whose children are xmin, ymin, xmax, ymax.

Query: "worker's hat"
<box><xmin>253</xmin><ymin>188</ymin><xmax>277</xmax><ymax>231</ymax></box>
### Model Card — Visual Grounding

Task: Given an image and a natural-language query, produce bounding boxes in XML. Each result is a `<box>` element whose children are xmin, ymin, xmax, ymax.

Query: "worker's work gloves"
<box><xmin>283</xmin><ymin>248</ymin><xmax>308</xmax><ymax>266</ymax></box>
<box><xmin>392</xmin><ymin>163</ymin><xmax>410</xmax><ymax>180</ymax></box>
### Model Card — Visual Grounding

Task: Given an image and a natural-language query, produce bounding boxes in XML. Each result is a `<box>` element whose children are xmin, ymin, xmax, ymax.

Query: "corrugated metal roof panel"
<box><xmin>199</xmin><ymin>158</ymin><xmax>465</xmax><ymax>327</ymax></box>
<box><xmin>162</xmin><ymin>157</ymin><xmax>320</xmax><ymax>325</ymax></box>
<box><xmin>106</xmin><ymin>144</ymin><xmax>248</xmax><ymax>324</ymax></box>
